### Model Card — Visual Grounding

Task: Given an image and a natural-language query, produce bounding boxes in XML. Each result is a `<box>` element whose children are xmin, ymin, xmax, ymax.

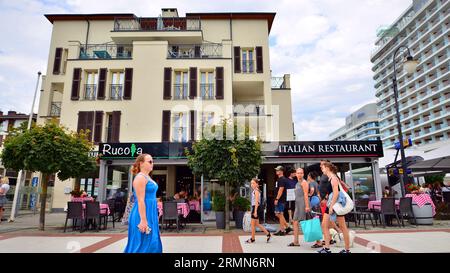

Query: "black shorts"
<box><xmin>251</xmin><ymin>206</ymin><xmax>264</xmax><ymax>220</ymax></box>
<box><xmin>287</xmin><ymin>201</ymin><xmax>295</xmax><ymax>210</ymax></box>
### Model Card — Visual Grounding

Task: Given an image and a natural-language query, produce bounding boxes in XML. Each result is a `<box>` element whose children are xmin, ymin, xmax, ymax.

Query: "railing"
<box><xmin>84</xmin><ymin>84</ymin><xmax>97</xmax><ymax>100</ymax></box>
<box><xmin>233</xmin><ymin>104</ymin><xmax>265</xmax><ymax>116</ymax></box>
<box><xmin>200</xmin><ymin>84</ymin><xmax>214</xmax><ymax>99</ymax></box>
<box><xmin>172</xmin><ymin>127</ymin><xmax>188</xmax><ymax>142</ymax></box>
<box><xmin>49</xmin><ymin>102</ymin><xmax>61</xmax><ymax>117</ymax></box>
<box><xmin>167</xmin><ymin>43</ymin><xmax>222</xmax><ymax>58</ymax></box>
<box><xmin>110</xmin><ymin>84</ymin><xmax>123</xmax><ymax>100</ymax></box>
<box><xmin>271</xmin><ymin>77</ymin><xmax>286</xmax><ymax>89</ymax></box>
<box><xmin>79</xmin><ymin>44</ymin><xmax>132</xmax><ymax>59</ymax></box>
<box><xmin>242</xmin><ymin>60</ymin><xmax>254</xmax><ymax>73</ymax></box>
<box><xmin>114</xmin><ymin>17</ymin><xmax>201</xmax><ymax>31</ymax></box>
<box><xmin>174</xmin><ymin>84</ymin><xmax>188</xmax><ymax>100</ymax></box>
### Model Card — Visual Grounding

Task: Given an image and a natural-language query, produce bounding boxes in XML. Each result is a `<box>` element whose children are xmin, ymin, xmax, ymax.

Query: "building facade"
<box><xmin>38</xmin><ymin>9</ymin><xmax>295</xmax><ymax>211</ymax></box>
<box><xmin>371</xmin><ymin>0</ymin><xmax>449</xmax><ymax>148</ymax></box>
<box><xmin>329</xmin><ymin>103</ymin><xmax>381</xmax><ymax>141</ymax></box>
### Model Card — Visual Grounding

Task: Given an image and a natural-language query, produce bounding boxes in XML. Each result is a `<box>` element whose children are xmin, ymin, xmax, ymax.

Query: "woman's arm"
<box><xmin>133</xmin><ymin>176</ymin><xmax>148</xmax><ymax>232</ymax></box>
<box><xmin>254</xmin><ymin>190</ymin><xmax>259</xmax><ymax>212</ymax></box>
<box><xmin>0</xmin><ymin>187</ymin><xmax>4</xmax><ymax>195</ymax></box>
<box><xmin>302</xmin><ymin>182</ymin><xmax>310</xmax><ymax>212</ymax></box>
<box><xmin>328</xmin><ymin>177</ymin><xmax>339</xmax><ymax>214</ymax></box>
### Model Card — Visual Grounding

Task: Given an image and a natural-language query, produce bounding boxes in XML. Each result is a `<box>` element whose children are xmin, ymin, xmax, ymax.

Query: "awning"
<box><xmin>409</xmin><ymin>143</ymin><xmax>450</xmax><ymax>174</ymax></box>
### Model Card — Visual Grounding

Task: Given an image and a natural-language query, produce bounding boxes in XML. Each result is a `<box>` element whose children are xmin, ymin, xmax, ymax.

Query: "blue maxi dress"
<box><xmin>124</xmin><ymin>174</ymin><xmax>163</xmax><ymax>253</ymax></box>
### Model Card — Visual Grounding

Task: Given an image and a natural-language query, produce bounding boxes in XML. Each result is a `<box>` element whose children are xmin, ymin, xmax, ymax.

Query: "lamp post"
<box><xmin>392</xmin><ymin>46</ymin><xmax>418</xmax><ymax>198</ymax></box>
<box><xmin>8</xmin><ymin>71</ymin><xmax>41</xmax><ymax>222</ymax></box>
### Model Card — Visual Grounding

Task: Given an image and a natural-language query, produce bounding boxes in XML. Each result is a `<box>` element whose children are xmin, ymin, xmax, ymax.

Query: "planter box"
<box><xmin>234</xmin><ymin>211</ymin><xmax>245</xmax><ymax>229</ymax></box>
<box><xmin>410</xmin><ymin>203</ymin><xmax>433</xmax><ymax>225</ymax></box>
<box><xmin>215</xmin><ymin>211</ymin><xmax>225</xmax><ymax>229</ymax></box>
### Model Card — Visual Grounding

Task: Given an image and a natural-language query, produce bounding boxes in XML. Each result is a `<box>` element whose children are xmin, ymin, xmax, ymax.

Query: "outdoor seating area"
<box><xmin>157</xmin><ymin>199</ymin><xmax>201</xmax><ymax>232</ymax></box>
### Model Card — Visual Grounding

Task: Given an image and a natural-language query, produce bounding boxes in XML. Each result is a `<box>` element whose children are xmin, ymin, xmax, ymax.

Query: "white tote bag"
<box><xmin>331</xmin><ymin>179</ymin><xmax>354</xmax><ymax>216</ymax></box>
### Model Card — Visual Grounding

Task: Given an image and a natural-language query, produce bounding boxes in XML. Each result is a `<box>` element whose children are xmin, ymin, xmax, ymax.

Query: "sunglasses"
<box><xmin>145</xmin><ymin>160</ymin><xmax>154</xmax><ymax>164</ymax></box>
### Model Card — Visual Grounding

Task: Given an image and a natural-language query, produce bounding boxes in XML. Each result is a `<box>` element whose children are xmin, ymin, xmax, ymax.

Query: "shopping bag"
<box><xmin>300</xmin><ymin>216</ymin><xmax>323</xmax><ymax>242</ymax></box>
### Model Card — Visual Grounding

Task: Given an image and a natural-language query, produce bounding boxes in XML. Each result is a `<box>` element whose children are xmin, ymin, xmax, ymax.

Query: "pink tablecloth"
<box><xmin>188</xmin><ymin>200</ymin><xmax>200</xmax><ymax>212</ymax></box>
<box><xmin>405</xmin><ymin>194</ymin><xmax>436</xmax><ymax>216</ymax></box>
<box><xmin>158</xmin><ymin>202</ymin><xmax>190</xmax><ymax>218</ymax></box>
<box><xmin>71</xmin><ymin>197</ymin><xmax>94</xmax><ymax>202</ymax></box>
<box><xmin>82</xmin><ymin>203</ymin><xmax>110</xmax><ymax>216</ymax></box>
<box><xmin>368</xmin><ymin>200</ymin><xmax>400</xmax><ymax>210</ymax></box>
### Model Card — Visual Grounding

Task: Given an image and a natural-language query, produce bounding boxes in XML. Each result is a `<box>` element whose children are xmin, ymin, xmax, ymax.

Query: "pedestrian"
<box><xmin>286</xmin><ymin>168</ymin><xmax>297</xmax><ymax>228</ymax></box>
<box><xmin>245</xmin><ymin>178</ymin><xmax>272</xmax><ymax>243</ymax></box>
<box><xmin>0</xmin><ymin>177</ymin><xmax>10</xmax><ymax>223</ymax></box>
<box><xmin>288</xmin><ymin>168</ymin><xmax>310</xmax><ymax>246</ymax></box>
<box><xmin>124</xmin><ymin>154</ymin><xmax>162</xmax><ymax>253</ymax></box>
<box><xmin>307</xmin><ymin>171</ymin><xmax>320</xmax><ymax>209</ymax></box>
<box><xmin>318</xmin><ymin>161</ymin><xmax>351</xmax><ymax>253</ymax></box>
<box><xmin>273</xmin><ymin>166</ymin><xmax>292</xmax><ymax>236</ymax></box>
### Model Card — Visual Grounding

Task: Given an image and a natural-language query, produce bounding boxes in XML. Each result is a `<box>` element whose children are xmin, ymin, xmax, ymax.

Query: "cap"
<box><xmin>274</xmin><ymin>165</ymin><xmax>284</xmax><ymax>171</ymax></box>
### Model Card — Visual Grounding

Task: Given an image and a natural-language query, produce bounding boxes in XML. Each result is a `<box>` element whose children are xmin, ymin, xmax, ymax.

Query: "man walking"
<box><xmin>273</xmin><ymin>166</ymin><xmax>291</xmax><ymax>236</ymax></box>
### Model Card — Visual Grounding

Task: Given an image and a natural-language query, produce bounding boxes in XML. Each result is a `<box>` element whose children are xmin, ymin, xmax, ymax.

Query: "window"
<box><xmin>201</xmin><ymin>112</ymin><xmax>215</xmax><ymax>128</ymax></box>
<box><xmin>110</xmin><ymin>71</ymin><xmax>124</xmax><ymax>100</ymax></box>
<box><xmin>105</xmin><ymin>113</ymin><xmax>113</xmax><ymax>142</ymax></box>
<box><xmin>172</xmin><ymin>112</ymin><xmax>188</xmax><ymax>142</ymax></box>
<box><xmin>85</xmin><ymin>71</ymin><xmax>98</xmax><ymax>100</ymax></box>
<box><xmin>200</xmin><ymin>71</ymin><xmax>214</xmax><ymax>99</ymax></box>
<box><xmin>242</xmin><ymin>49</ymin><xmax>254</xmax><ymax>73</ymax></box>
<box><xmin>174</xmin><ymin>71</ymin><xmax>188</xmax><ymax>99</ymax></box>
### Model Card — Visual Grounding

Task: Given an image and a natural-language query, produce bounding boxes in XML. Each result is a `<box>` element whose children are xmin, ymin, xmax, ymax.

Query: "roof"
<box><xmin>186</xmin><ymin>12</ymin><xmax>276</xmax><ymax>33</ymax></box>
<box><xmin>44</xmin><ymin>14</ymin><xmax>135</xmax><ymax>24</ymax></box>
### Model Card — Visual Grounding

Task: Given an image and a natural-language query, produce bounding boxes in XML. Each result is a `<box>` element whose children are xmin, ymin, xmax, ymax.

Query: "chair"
<box><xmin>162</xmin><ymin>201</ymin><xmax>179</xmax><ymax>232</ymax></box>
<box><xmin>103</xmin><ymin>199</ymin><xmax>116</xmax><ymax>229</ymax></box>
<box><xmin>349</xmin><ymin>199</ymin><xmax>374</xmax><ymax>229</ymax></box>
<box><xmin>380</xmin><ymin>198</ymin><xmax>401</xmax><ymax>228</ymax></box>
<box><xmin>85</xmin><ymin>201</ymin><xmax>104</xmax><ymax>231</ymax></box>
<box><xmin>64</xmin><ymin>202</ymin><xmax>84</xmax><ymax>233</ymax></box>
<box><xmin>443</xmin><ymin>192</ymin><xmax>450</xmax><ymax>204</ymax></box>
<box><xmin>399</xmin><ymin>197</ymin><xmax>417</xmax><ymax>227</ymax></box>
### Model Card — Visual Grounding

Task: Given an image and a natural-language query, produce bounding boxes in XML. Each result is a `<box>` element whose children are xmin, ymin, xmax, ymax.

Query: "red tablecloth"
<box><xmin>71</xmin><ymin>197</ymin><xmax>94</xmax><ymax>202</ymax></box>
<box><xmin>158</xmin><ymin>202</ymin><xmax>190</xmax><ymax>218</ymax></box>
<box><xmin>188</xmin><ymin>200</ymin><xmax>200</xmax><ymax>212</ymax></box>
<box><xmin>405</xmin><ymin>194</ymin><xmax>436</xmax><ymax>216</ymax></box>
<box><xmin>368</xmin><ymin>200</ymin><xmax>400</xmax><ymax>211</ymax></box>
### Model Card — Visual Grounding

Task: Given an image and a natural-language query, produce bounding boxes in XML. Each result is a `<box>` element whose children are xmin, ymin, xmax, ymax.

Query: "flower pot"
<box><xmin>215</xmin><ymin>211</ymin><xmax>225</xmax><ymax>229</ymax></box>
<box><xmin>234</xmin><ymin>210</ymin><xmax>245</xmax><ymax>229</ymax></box>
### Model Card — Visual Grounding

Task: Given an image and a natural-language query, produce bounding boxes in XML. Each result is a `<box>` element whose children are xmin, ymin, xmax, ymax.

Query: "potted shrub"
<box><xmin>212</xmin><ymin>194</ymin><xmax>225</xmax><ymax>229</ymax></box>
<box><xmin>233</xmin><ymin>196</ymin><xmax>251</xmax><ymax>229</ymax></box>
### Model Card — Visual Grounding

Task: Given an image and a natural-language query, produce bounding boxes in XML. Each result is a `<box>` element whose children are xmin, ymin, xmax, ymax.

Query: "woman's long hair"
<box><xmin>130</xmin><ymin>154</ymin><xmax>150</xmax><ymax>175</ymax></box>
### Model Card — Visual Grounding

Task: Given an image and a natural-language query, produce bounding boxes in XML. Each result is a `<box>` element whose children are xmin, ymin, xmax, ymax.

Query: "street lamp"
<box><xmin>392</xmin><ymin>46</ymin><xmax>418</xmax><ymax>197</ymax></box>
<box><xmin>9</xmin><ymin>71</ymin><xmax>42</xmax><ymax>222</ymax></box>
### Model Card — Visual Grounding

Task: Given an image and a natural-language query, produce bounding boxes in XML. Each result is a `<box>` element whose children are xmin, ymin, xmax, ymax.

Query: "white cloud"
<box><xmin>0</xmin><ymin>0</ymin><xmax>412</xmax><ymax>140</ymax></box>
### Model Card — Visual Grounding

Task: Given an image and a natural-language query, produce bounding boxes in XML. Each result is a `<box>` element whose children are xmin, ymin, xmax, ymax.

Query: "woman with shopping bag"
<box><xmin>317</xmin><ymin>161</ymin><xmax>352</xmax><ymax>254</ymax></box>
<box><xmin>288</xmin><ymin>168</ymin><xmax>311</xmax><ymax>246</ymax></box>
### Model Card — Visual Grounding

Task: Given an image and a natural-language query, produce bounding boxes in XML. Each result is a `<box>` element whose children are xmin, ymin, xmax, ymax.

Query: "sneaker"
<box><xmin>285</xmin><ymin>227</ymin><xmax>292</xmax><ymax>234</ymax></box>
<box><xmin>339</xmin><ymin>249</ymin><xmax>351</xmax><ymax>253</ymax></box>
<box><xmin>273</xmin><ymin>230</ymin><xmax>286</xmax><ymax>236</ymax></box>
<box><xmin>317</xmin><ymin>248</ymin><xmax>332</xmax><ymax>253</ymax></box>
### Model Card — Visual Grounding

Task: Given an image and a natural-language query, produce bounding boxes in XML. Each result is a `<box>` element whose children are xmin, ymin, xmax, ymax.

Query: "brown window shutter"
<box><xmin>97</xmin><ymin>68</ymin><xmax>107</xmax><ymax>100</ymax></box>
<box><xmin>234</xmin><ymin>47</ymin><xmax>241</xmax><ymax>73</ymax></box>
<box><xmin>194</xmin><ymin>45</ymin><xmax>201</xmax><ymax>58</ymax></box>
<box><xmin>77</xmin><ymin>111</ymin><xmax>87</xmax><ymax>133</ymax></box>
<box><xmin>162</xmin><ymin>110</ymin><xmax>171</xmax><ymax>141</ymax></box>
<box><xmin>190</xmin><ymin>110</ymin><xmax>196</xmax><ymax>141</ymax></box>
<box><xmin>53</xmin><ymin>47</ymin><xmax>62</xmax><ymax>75</ymax></box>
<box><xmin>123</xmin><ymin>68</ymin><xmax>133</xmax><ymax>100</ymax></box>
<box><xmin>111</xmin><ymin>111</ymin><xmax>121</xmax><ymax>142</ymax></box>
<box><xmin>189</xmin><ymin>67</ymin><xmax>197</xmax><ymax>99</ymax></box>
<box><xmin>256</xmin><ymin>46</ymin><xmax>263</xmax><ymax>73</ymax></box>
<box><xmin>163</xmin><ymin>67</ymin><xmax>172</xmax><ymax>100</ymax></box>
<box><xmin>93</xmin><ymin>111</ymin><xmax>104</xmax><ymax>144</ymax></box>
<box><xmin>86</xmin><ymin>111</ymin><xmax>95</xmax><ymax>142</ymax></box>
<box><xmin>71</xmin><ymin>68</ymin><xmax>81</xmax><ymax>100</ymax></box>
<box><xmin>216</xmin><ymin>67</ymin><xmax>224</xmax><ymax>100</ymax></box>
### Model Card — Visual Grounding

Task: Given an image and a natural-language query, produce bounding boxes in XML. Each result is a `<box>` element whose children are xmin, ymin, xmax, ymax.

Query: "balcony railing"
<box><xmin>114</xmin><ymin>17</ymin><xmax>201</xmax><ymax>31</ymax></box>
<box><xmin>172</xmin><ymin>127</ymin><xmax>188</xmax><ymax>142</ymax></box>
<box><xmin>200</xmin><ymin>84</ymin><xmax>214</xmax><ymax>100</ymax></box>
<box><xmin>84</xmin><ymin>84</ymin><xmax>97</xmax><ymax>100</ymax></box>
<box><xmin>271</xmin><ymin>77</ymin><xmax>286</xmax><ymax>89</ymax></box>
<box><xmin>110</xmin><ymin>84</ymin><xmax>123</xmax><ymax>100</ymax></box>
<box><xmin>174</xmin><ymin>84</ymin><xmax>188</xmax><ymax>100</ymax></box>
<box><xmin>242</xmin><ymin>60</ymin><xmax>254</xmax><ymax>73</ymax></box>
<box><xmin>79</xmin><ymin>44</ymin><xmax>132</xmax><ymax>59</ymax></box>
<box><xmin>49</xmin><ymin>102</ymin><xmax>61</xmax><ymax>117</ymax></box>
<box><xmin>167</xmin><ymin>43</ymin><xmax>222</xmax><ymax>58</ymax></box>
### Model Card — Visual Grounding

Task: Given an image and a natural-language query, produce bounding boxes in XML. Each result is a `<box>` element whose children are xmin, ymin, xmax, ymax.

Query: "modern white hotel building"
<box><xmin>371</xmin><ymin>0</ymin><xmax>449</xmax><ymax>148</ymax></box>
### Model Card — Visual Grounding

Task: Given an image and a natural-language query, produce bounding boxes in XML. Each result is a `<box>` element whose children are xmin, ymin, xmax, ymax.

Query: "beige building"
<box><xmin>37</xmin><ymin>9</ymin><xmax>294</xmax><ymax>211</ymax></box>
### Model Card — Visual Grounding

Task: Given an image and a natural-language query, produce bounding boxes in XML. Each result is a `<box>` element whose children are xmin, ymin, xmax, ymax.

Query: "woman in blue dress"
<box><xmin>124</xmin><ymin>154</ymin><xmax>162</xmax><ymax>253</ymax></box>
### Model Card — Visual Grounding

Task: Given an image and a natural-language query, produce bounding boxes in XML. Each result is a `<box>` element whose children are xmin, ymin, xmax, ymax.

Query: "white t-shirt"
<box><xmin>0</xmin><ymin>184</ymin><xmax>10</xmax><ymax>196</ymax></box>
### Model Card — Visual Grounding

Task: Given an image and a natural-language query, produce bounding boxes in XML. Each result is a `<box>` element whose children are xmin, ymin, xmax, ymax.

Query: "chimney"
<box><xmin>162</xmin><ymin>8</ymin><xmax>179</xmax><ymax>18</ymax></box>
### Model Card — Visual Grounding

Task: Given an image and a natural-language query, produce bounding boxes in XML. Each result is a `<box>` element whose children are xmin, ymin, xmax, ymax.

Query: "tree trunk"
<box><xmin>225</xmin><ymin>181</ymin><xmax>230</xmax><ymax>231</ymax></box>
<box><xmin>39</xmin><ymin>174</ymin><xmax>49</xmax><ymax>231</ymax></box>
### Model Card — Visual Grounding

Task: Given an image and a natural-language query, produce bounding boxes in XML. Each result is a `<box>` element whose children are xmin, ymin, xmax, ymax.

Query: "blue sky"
<box><xmin>0</xmin><ymin>0</ymin><xmax>411</xmax><ymax>140</ymax></box>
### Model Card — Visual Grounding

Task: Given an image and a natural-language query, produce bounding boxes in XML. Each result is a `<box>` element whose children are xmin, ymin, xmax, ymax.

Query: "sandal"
<box><xmin>311</xmin><ymin>243</ymin><xmax>322</xmax><ymax>248</ymax></box>
<box><xmin>245</xmin><ymin>238</ymin><xmax>255</xmax><ymax>243</ymax></box>
<box><xmin>266</xmin><ymin>232</ymin><xmax>272</xmax><ymax>243</ymax></box>
<box><xmin>288</xmin><ymin>242</ymin><xmax>300</xmax><ymax>247</ymax></box>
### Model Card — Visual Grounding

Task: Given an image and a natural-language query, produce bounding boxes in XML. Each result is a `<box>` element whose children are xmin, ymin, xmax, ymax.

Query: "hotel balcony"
<box><xmin>79</xmin><ymin>44</ymin><xmax>133</xmax><ymax>59</ymax></box>
<box><xmin>49</xmin><ymin>102</ymin><xmax>61</xmax><ymax>117</ymax></box>
<box><xmin>167</xmin><ymin>43</ymin><xmax>222</xmax><ymax>59</ymax></box>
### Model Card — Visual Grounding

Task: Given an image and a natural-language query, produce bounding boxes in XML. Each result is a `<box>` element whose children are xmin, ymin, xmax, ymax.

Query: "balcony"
<box><xmin>49</xmin><ymin>102</ymin><xmax>61</xmax><ymax>117</ymax></box>
<box><xmin>167</xmin><ymin>43</ymin><xmax>222</xmax><ymax>59</ymax></box>
<box><xmin>174</xmin><ymin>84</ymin><xmax>188</xmax><ymax>100</ymax></box>
<box><xmin>84</xmin><ymin>84</ymin><xmax>97</xmax><ymax>100</ymax></box>
<box><xmin>79</xmin><ymin>44</ymin><xmax>132</xmax><ymax>59</ymax></box>
<box><xmin>271</xmin><ymin>77</ymin><xmax>286</xmax><ymax>89</ymax></box>
<box><xmin>110</xmin><ymin>84</ymin><xmax>123</xmax><ymax>100</ymax></box>
<box><xmin>113</xmin><ymin>17</ymin><xmax>201</xmax><ymax>31</ymax></box>
<box><xmin>200</xmin><ymin>84</ymin><xmax>214</xmax><ymax>100</ymax></box>
<box><xmin>242</xmin><ymin>60</ymin><xmax>255</xmax><ymax>73</ymax></box>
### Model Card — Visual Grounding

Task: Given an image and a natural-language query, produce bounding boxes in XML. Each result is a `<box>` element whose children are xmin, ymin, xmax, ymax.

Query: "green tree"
<box><xmin>186</xmin><ymin>118</ymin><xmax>262</xmax><ymax>230</ymax></box>
<box><xmin>0</xmin><ymin>121</ymin><xmax>96</xmax><ymax>230</ymax></box>
<box><xmin>425</xmin><ymin>174</ymin><xmax>445</xmax><ymax>185</ymax></box>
